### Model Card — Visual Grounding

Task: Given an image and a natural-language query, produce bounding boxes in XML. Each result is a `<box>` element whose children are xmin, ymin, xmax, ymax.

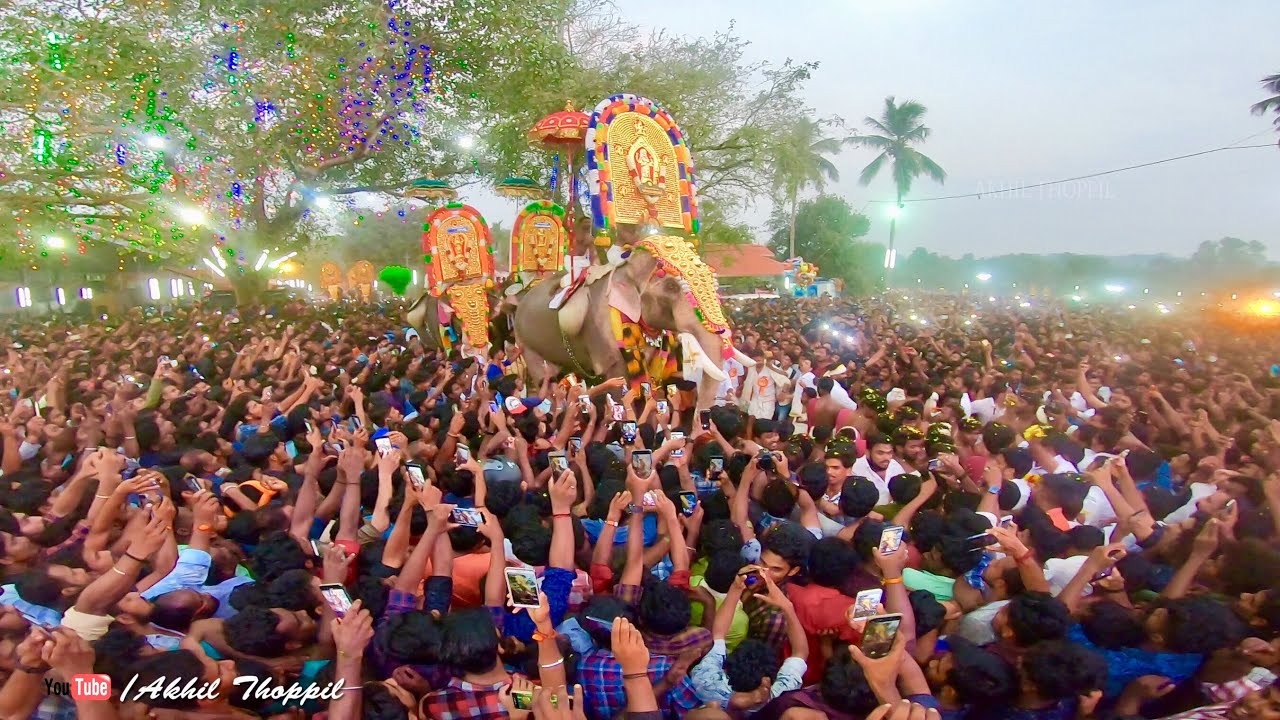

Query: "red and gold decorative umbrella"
<box><xmin>528</xmin><ymin>101</ymin><xmax>590</xmax><ymax>223</ymax></box>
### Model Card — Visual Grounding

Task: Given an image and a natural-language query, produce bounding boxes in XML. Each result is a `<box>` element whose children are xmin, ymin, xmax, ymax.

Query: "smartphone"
<box><xmin>304</xmin><ymin>420</ymin><xmax>315</xmax><ymax>435</ymax></box>
<box><xmin>678</xmin><ymin>491</ymin><xmax>697</xmax><ymax>517</ymax></box>
<box><xmin>657</xmin><ymin>400</ymin><xmax>668</xmax><ymax>414</ymax></box>
<box><xmin>310</xmin><ymin>539</ymin><xmax>323</xmax><ymax>558</ymax></box>
<box><xmin>632</xmin><ymin>450</ymin><xmax>653</xmax><ymax>478</ymax></box>
<box><xmin>851</xmin><ymin>588</ymin><xmax>884</xmax><ymax>621</ymax></box>
<box><xmin>450</xmin><ymin>507</ymin><xmax>484</xmax><ymax>527</ymax></box>
<box><xmin>709</xmin><ymin>457</ymin><xmax>724</xmax><ymax>476</ymax></box>
<box><xmin>622</xmin><ymin>421</ymin><xmax>637</xmax><ymax>442</ymax></box>
<box><xmin>641</xmin><ymin>489</ymin><xmax>658</xmax><ymax>507</ymax></box>
<box><xmin>640</xmin><ymin>382</ymin><xmax>651</xmax><ymax>398</ymax></box>
<box><xmin>878</xmin><ymin>525</ymin><xmax>905</xmax><ymax>555</ymax></box>
<box><xmin>263</xmin><ymin>387</ymin><xmax>274</xmax><ymax>402</ymax></box>
<box><xmin>671</xmin><ymin>430</ymin><xmax>686</xmax><ymax>442</ymax></box>
<box><xmin>584</xmin><ymin>615</ymin><xmax>616</xmax><ymax>633</ymax></box>
<box><xmin>1000</xmin><ymin>515</ymin><xmax>1015</xmax><ymax>529</ymax></box>
<box><xmin>738</xmin><ymin>567</ymin><xmax>764</xmax><ymax>588</ymax></box>
<box><xmin>405</xmin><ymin>462</ymin><xmax>426</xmax><ymax>490</ymax></box>
<box><xmin>489</xmin><ymin>400</ymin><xmax>500</xmax><ymax>414</ymax></box>
<box><xmin>158</xmin><ymin>355</ymin><xmax>170</xmax><ymax>367</ymax></box>
<box><xmin>183</xmin><ymin>474</ymin><xmax>202</xmax><ymax>493</ymax></box>
<box><xmin>699</xmin><ymin>409</ymin><xmax>711</xmax><ymax>431</ymax></box>
<box><xmin>666</xmin><ymin>384</ymin><xmax>678</xmax><ymax>397</ymax></box>
<box><xmin>966</xmin><ymin>532</ymin><xmax>1000</xmax><ymax>551</ymax></box>
<box><xmin>928</xmin><ymin>458</ymin><xmax>941</xmax><ymax>471</ymax></box>
<box><xmin>375</xmin><ymin>437</ymin><xmax>392</xmax><ymax>456</ymax></box>
<box><xmin>505</xmin><ymin>567</ymin><xmax>541</xmax><ymax>608</ymax></box>
<box><xmin>569</xmin><ymin>436</ymin><xmax>583</xmax><ymax>455</ymax></box>
<box><xmin>512</xmin><ymin>689</ymin><xmax>534</xmax><ymax>711</ymax></box>
<box><xmin>320</xmin><ymin>583</ymin><xmax>353</xmax><ymax>616</ymax></box>
<box><xmin>549</xmin><ymin>451</ymin><xmax>569</xmax><ymax>474</ymax></box>
<box><xmin>611</xmin><ymin>404</ymin><xmax>625</xmax><ymax>422</ymax></box>
<box><xmin>456</xmin><ymin>444</ymin><xmax>470</xmax><ymax>463</ymax></box>
<box><xmin>859</xmin><ymin>614</ymin><xmax>903</xmax><ymax>659</ymax></box>
<box><xmin>285</xmin><ymin>440</ymin><xmax>298</xmax><ymax>459</ymax></box>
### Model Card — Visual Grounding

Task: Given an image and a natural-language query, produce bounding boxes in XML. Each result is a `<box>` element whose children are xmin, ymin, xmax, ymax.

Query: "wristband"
<box><xmin>539</xmin><ymin>657</ymin><xmax>565</xmax><ymax>669</ymax></box>
<box><xmin>883</xmin><ymin>576</ymin><xmax>903</xmax><ymax>585</ymax></box>
<box><xmin>552</xmin><ymin>512</ymin><xmax>571</xmax><ymax>520</ymax></box>
<box><xmin>532</xmin><ymin>629</ymin><xmax>558</xmax><ymax>643</ymax></box>
<box><xmin>125</xmin><ymin>552</ymin><xmax>147</xmax><ymax>564</ymax></box>
<box><xmin>604</xmin><ymin>519</ymin><xmax>619</xmax><ymax>528</ymax></box>
<box><xmin>1014</xmin><ymin>550</ymin><xmax>1035</xmax><ymax>565</ymax></box>
<box><xmin>623</xmin><ymin>672</ymin><xmax>648</xmax><ymax>680</ymax></box>
<box><xmin>15</xmin><ymin>663</ymin><xmax>48</xmax><ymax>674</ymax></box>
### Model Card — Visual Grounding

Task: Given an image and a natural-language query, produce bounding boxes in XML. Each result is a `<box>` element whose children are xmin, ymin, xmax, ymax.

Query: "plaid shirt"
<box><xmin>615</xmin><ymin>576</ymin><xmax>714</xmax><ymax>659</ymax></box>
<box><xmin>744</xmin><ymin>595</ymin><xmax>788</xmax><ymax>652</ymax></box>
<box><xmin>577</xmin><ymin>647</ymin><xmax>702</xmax><ymax>720</ymax></box>
<box><xmin>422</xmin><ymin>677</ymin><xmax>510</xmax><ymax>720</ymax></box>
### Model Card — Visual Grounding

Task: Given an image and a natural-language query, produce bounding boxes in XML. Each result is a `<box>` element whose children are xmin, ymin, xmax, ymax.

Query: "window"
<box><xmin>79</xmin><ymin>287</ymin><xmax>93</xmax><ymax>300</ymax></box>
<box><xmin>170</xmin><ymin>278</ymin><xmax>183</xmax><ymax>297</ymax></box>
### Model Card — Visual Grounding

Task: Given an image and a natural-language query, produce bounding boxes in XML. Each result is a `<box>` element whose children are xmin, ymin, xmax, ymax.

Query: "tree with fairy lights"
<box><xmin>0</xmin><ymin>0</ymin><xmax>573</xmax><ymax>300</ymax></box>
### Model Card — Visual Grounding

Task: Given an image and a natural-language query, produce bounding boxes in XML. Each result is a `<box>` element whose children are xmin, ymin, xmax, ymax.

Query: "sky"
<box><xmin>470</xmin><ymin>0</ymin><xmax>1280</xmax><ymax>260</ymax></box>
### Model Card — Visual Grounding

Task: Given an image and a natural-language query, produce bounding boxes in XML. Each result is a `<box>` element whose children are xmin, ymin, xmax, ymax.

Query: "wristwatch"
<box><xmin>625</xmin><ymin>503</ymin><xmax>642</xmax><ymax>515</ymax></box>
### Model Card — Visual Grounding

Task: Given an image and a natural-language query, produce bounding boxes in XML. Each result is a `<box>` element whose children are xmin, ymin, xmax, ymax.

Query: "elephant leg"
<box><xmin>522</xmin><ymin>344</ymin><xmax>556</xmax><ymax>387</ymax></box>
<box><xmin>406</xmin><ymin>292</ymin><xmax>441</xmax><ymax>350</ymax></box>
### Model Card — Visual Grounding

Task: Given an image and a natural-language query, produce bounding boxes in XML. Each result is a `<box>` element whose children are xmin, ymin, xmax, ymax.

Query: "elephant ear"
<box><xmin>609</xmin><ymin>252</ymin><xmax>654</xmax><ymax>322</ymax></box>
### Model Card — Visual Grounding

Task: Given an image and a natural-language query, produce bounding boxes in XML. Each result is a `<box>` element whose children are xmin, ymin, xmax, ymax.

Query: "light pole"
<box><xmin>883</xmin><ymin>203</ymin><xmax>903</xmax><ymax>287</ymax></box>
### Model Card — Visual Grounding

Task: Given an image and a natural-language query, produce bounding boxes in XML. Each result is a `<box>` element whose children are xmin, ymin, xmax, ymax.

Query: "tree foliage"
<box><xmin>1253</xmin><ymin>72</ymin><xmax>1280</xmax><ymax>145</ymax></box>
<box><xmin>767</xmin><ymin>194</ymin><xmax>879</xmax><ymax>294</ymax></box>
<box><xmin>768</xmin><ymin>116</ymin><xmax>851</xmax><ymax>256</ymax></box>
<box><xmin>850</xmin><ymin>96</ymin><xmax>946</xmax><ymax>203</ymax></box>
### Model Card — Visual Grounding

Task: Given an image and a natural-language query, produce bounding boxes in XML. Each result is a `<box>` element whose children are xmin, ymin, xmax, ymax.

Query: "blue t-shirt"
<box><xmin>1067</xmin><ymin>623</ymin><xmax>1203</xmax><ymax>698</ymax></box>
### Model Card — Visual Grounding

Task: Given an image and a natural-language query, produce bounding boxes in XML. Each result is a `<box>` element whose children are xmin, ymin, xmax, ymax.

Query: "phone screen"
<box><xmin>456</xmin><ymin>444</ymin><xmax>470</xmax><ymax>463</ymax></box>
<box><xmin>449</xmin><ymin>507</ymin><xmax>484</xmax><ymax>527</ymax></box>
<box><xmin>632</xmin><ymin>450</ymin><xmax>653</xmax><ymax>478</ymax></box>
<box><xmin>549</xmin><ymin>452</ymin><xmax>569</xmax><ymax>474</ymax></box>
<box><xmin>657</xmin><ymin>400</ymin><xmax>668</xmax><ymax>414</ymax></box>
<box><xmin>622</xmin><ymin>421</ymin><xmax>637</xmax><ymax>441</ymax></box>
<box><xmin>879</xmin><ymin>525</ymin><xmax>904</xmax><ymax>555</ymax></box>
<box><xmin>851</xmin><ymin>589</ymin><xmax>884</xmax><ymax>621</ymax></box>
<box><xmin>709</xmin><ymin>457</ymin><xmax>724</xmax><ymax>475</ymax></box>
<box><xmin>859</xmin><ymin>614</ymin><xmax>902</xmax><ymax>659</ymax></box>
<box><xmin>641</xmin><ymin>489</ymin><xmax>658</xmax><ymax>507</ymax></box>
<box><xmin>569</xmin><ymin>437</ymin><xmax>583</xmax><ymax>454</ymax></box>
<box><xmin>678</xmin><ymin>491</ymin><xmax>697</xmax><ymax>517</ymax></box>
<box><xmin>320</xmin><ymin>583</ymin><xmax>353</xmax><ymax>616</ymax></box>
<box><xmin>375</xmin><ymin>437</ymin><xmax>392</xmax><ymax>456</ymax></box>
<box><xmin>640</xmin><ymin>382</ymin><xmax>650</xmax><ymax>397</ymax></box>
<box><xmin>406</xmin><ymin>463</ymin><xmax>426</xmax><ymax>490</ymax></box>
<box><xmin>506</xmin><ymin>567</ymin><xmax>541</xmax><ymax>608</ymax></box>
<box><xmin>699</xmin><ymin>410</ymin><xmax>711</xmax><ymax>431</ymax></box>
<box><xmin>966</xmin><ymin>532</ymin><xmax>1000</xmax><ymax>551</ymax></box>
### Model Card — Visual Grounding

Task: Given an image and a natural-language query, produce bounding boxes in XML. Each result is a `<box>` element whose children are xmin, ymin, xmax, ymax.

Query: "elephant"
<box><xmin>509</xmin><ymin>239</ymin><xmax>752</xmax><ymax>411</ymax></box>
<box><xmin>404</xmin><ymin>287</ymin><xmax>515</xmax><ymax>351</ymax></box>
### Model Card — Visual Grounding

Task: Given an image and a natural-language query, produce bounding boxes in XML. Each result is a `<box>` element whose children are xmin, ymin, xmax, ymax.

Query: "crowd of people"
<box><xmin>1</xmin><ymin>290</ymin><xmax>1279</xmax><ymax>720</ymax></box>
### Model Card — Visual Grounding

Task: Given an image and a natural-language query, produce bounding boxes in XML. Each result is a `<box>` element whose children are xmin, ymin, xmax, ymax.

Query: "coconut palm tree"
<box><xmin>850</xmin><ymin>97</ymin><xmax>946</xmax><ymax>280</ymax></box>
<box><xmin>770</xmin><ymin>117</ymin><xmax>851</xmax><ymax>258</ymax></box>
<box><xmin>1252</xmin><ymin>73</ymin><xmax>1280</xmax><ymax>144</ymax></box>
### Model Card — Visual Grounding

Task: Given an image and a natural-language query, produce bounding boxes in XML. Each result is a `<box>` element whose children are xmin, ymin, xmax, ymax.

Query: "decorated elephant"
<box><xmin>511</xmin><ymin>235</ymin><xmax>752</xmax><ymax>411</ymax></box>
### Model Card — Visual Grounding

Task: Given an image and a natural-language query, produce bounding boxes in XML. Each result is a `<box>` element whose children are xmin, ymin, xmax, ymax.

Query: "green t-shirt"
<box><xmin>689</xmin><ymin>576</ymin><xmax>749</xmax><ymax>651</ymax></box>
<box><xmin>903</xmin><ymin>567</ymin><xmax>956</xmax><ymax>601</ymax></box>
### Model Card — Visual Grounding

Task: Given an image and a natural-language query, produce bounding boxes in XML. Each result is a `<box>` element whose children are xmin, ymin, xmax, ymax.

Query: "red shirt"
<box><xmin>786</xmin><ymin>582</ymin><xmax>862</xmax><ymax>684</ymax></box>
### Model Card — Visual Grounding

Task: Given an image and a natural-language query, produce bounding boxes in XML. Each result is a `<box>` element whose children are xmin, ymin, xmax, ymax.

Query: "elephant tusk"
<box><xmin>681</xmin><ymin>333</ymin><xmax>727</xmax><ymax>382</ymax></box>
<box><xmin>731</xmin><ymin>346</ymin><xmax>757</xmax><ymax>368</ymax></box>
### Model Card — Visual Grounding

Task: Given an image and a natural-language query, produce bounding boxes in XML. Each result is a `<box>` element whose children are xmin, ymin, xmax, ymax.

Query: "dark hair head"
<box><xmin>1081</xmin><ymin>601</ymin><xmax>1144</xmax><ymax>649</ymax></box>
<box><xmin>249</xmin><ymin>531</ymin><xmax>310</xmax><ymax>583</ymax></box>
<box><xmin>704</xmin><ymin>550</ymin><xmax>747</xmax><ymax>594</ymax></box>
<box><xmin>124</xmin><ymin>650</ymin><xmax>208</xmax><ymax>709</ymax></box>
<box><xmin>578</xmin><ymin>595</ymin><xmax>634</xmax><ymax>648</ymax></box>
<box><xmin>509</xmin><ymin>523</ymin><xmax>553</xmax><ymax>567</ymax></box>
<box><xmin>808</xmin><ymin>537</ymin><xmax>860</xmax><ymax>588</ymax></box>
<box><xmin>93</xmin><ymin>626</ymin><xmax>148</xmax><ymax>687</ymax></box>
<box><xmin>759</xmin><ymin>478</ymin><xmax>798</xmax><ymax>518</ymax></box>
<box><xmin>375</xmin><ymin>610</ymin><xmax>442</xmax><ymax>667</ymax></box>
<box><xmin>724</xmin><ymin>638</ymin><xmax>781</xmax><ymax>693</ymax></box>
<box><xmin>1218</xmin><ymin>539</ymin><xmax>1280</xmax><ymax>596</ymax></box>
<box><xmin>909</xmin><ymin>589</ymin><xmax>946</xmax><ymax>636</ymax></box>
<box><xmin>888</xmin><ymin>473</ymin><xmax>923</xmax><ymax>505</ymax></box>
<box><xmin>442</xmin><ymin>608</ymin><xmax>500</xmax><ymax>674</ymax></box>
<box><xmin>947</xmin><ymin>636</ymin><xmax>1018</xmax><ymax>706</ymax></box>
<box><xmin>149</xmin><ymin>589</ymin><xmax>206</xmax><ymax>631</ymax></box>
<box><xmin>840</xmin><ymin>477</ymin><xmax>880</xmax><ymax>519</ymax></box>
<box><xmin>796</xmin><ymin>463</ymin><xmax>828</xmax><ymax>500</ymax></box>
<box><xmin>224</xmin><ymin>606</ymin><xmax>290</xmax><ymax>657</ymax></box>
<box><xmin>264</xmin><ymin>568</ymin><xmax>320</xmax><ymax>611</ymax></box>
<box><xmin>1161</xmin><ymin>596</ymin><xmax>1246</xmax><ymax>654</ymax></box>
<box><xmin>1006</xmin><ymin>591</ymin><xmax>1071</xmax><ymax>646</ymax></box>
<box><xmin>760</xmin><ymin>522</ymin><xmax>813</xmax><ymax>571</ymax></box>
<box><xmin>851</xmin><ymin>520</ymin><xmax>887</xmax><ymax>562</ymax></box>
<box><xmin>819</xmin><ymin>653</ymin><xmax>880</xmax><ymax>716</ymax></box>
<box><xmin>1022</xmin><ymin>639</ymin><xmax>1107</xmax><ymax>700</ymax></box>
<box><xmin>699</xmin><ymin>519</ymin><xmax>744</xmax><ymax>558</ymax></box>
<box><xmin>983</xmin><ymin>424</ymin><xmax>1017</xmax><ymax>453</ymax></box>
<box><xmin>638</xmin><ymin>579</ymin><xmax>692</xmax><ymax>636</ymax></box>
<box><xmin>1066</xmin><ymin>525</ymin><xmax>1105</xmax><ymax>553</ymax></box>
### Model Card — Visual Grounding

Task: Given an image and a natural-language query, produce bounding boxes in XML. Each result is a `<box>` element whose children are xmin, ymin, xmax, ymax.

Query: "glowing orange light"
<box><xmin>1247</xmin><ymin>300</ymin><xmax>1280</xmax><ymax>317</ymax></box>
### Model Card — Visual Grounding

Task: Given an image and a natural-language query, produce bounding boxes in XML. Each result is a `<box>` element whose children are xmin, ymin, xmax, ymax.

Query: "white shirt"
<box><xmin>1163</xmin><ymin>482</ymin><xmax>1216</xmax><ymax>524</ymax></box>
<box><xmin>852</xmin><ymin>455</ymin><xmax>908</xmax><ymax>505</ymax></box>
<box><xmin>740</xmin><ymin>366</ymin><xmax>778</xmax><ymax>419</ymax></box>
<box><xmin>830</xmin><ymin>382</ymin><xmax>859</xmax><ymax>412</ymax></box>
<box><xmin>1080</xmin><ymin>486</ymin><xmax>1117</xmax><ymax>528</ymax></box>
<box><xmin>967</xmin><ymin>397</ymin><xmax>1003</xmax><ymax>424</ymax></box>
